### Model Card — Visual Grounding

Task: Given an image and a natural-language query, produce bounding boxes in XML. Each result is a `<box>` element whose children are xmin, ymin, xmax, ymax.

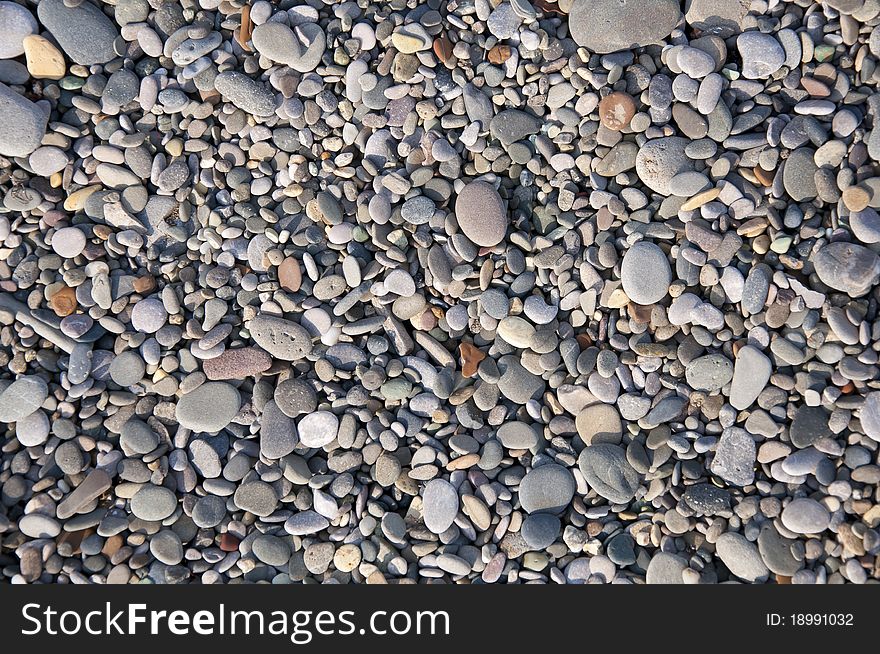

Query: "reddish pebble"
<box><xmin>220</xmin><ymin>533</ymin><xmax>240</xmax><ymax>552</ymax></box>
<box><xmin>203</xmin><ymin>347</ymin><xmax>272</xmax><ymax>380</ymax></box>
<box><xmin>598</xmin><ymin>91</ymin><xmax>636</xmax><ymax>131</ymax></box>
<box><xmin>278</xmin><ymin>257</ymin><xmax>302</xmax><ymax>292</ymax></box>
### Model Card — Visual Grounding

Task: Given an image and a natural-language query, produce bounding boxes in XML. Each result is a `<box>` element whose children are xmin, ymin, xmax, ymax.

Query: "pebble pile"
<box><xmin>0</xmin><ymin>0</ymin><xmax>879</xmax><ymax>586</ymax></box>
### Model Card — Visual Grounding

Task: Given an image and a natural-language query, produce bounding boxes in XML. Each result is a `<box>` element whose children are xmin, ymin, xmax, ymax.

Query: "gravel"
<box><xmin>0</xmin><ymin>0</ymin><xmax>878</xmax><ymax>587</ymax></box>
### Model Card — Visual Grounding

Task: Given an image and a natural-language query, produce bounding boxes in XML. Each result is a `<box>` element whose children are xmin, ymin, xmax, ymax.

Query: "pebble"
<box><xmin>175</xmin><ymin>382</ymin><xmax>241</xmax><ymax>433</ymax></box>
<box><xmin>0</xmin><ymin>81</ymin><xmax>48</xmax><ymax>157</ymax></box>
<box><xmin>455</xmin><ymin>181</ymin><xmax>508</xmax><ymax>247</ymax></box>
<box><xmin>249</xmin><ymin>314</ymin><xmax>313</xmax><ymax>361</ymax></box>
<box><xmin>422</xmin><ymin>479</ymin><xmax>459</xmax><ymax>534</ymax></box>
<box><xmin>297</xmin><ymin>410</ymin><xmax>338</xmax><ymax>448</ymax></box>
<box><xmin>715</xmin><ymin>533</ymin><xmax>769</xmax><ymax>583</ymax></box>
<box><xmin>214</xmin><ymin>71</ymin><xmax>276</xmax><ymax>117</ymax></box>
<box><xmin>569</xmin><ymin>0</ymin><xmax>681</xmax><ymax>54</ymax></box>
<box><xmin>812</xmin><ymin>241</ymin><xmax>880</xmax><ymax>297</ymax></box>
<box><xmin>685</xmin><ymin>354</ymin><xmax>733</xmax><ymax>392</ymax></box>
<box><xmin>51</xmin><ymin>227</ymin><xmax>86</xmax><ymax>258</ymax></box>
<box><xmin>781</xmin><ymin>498</ymin><xmax>831</xmax><ymax>535</ymax></box>
<box><xmin>598</xmin><ymin>92</ymin><xmax>636</xmax><ymax>131</ymax></box>
<box><xmin>108</xmin><ymin>351</ymin><xmax>146</xmax><ymax>386</ymax></box>
<box><xmin>728</xmin><ymin>346</ymin><xmax>772</xmax><ymax>410</ymax></box>
<box><xmin>233</xmin><ymin>481</ymin><xmax>278</xmax><ymax>517</ymax></box>
<box><xmin>635</xmin><ymin>137</ymin><xmax>694</xmax><ymax>195</ymax></box>
<box><xmin>518</xmin><ymin>463</ymin><xmax>576</xmax><ymax>514</ymax></box>
<box><xmin>621</xmin><ymin>241</ymin><xmax>671</xmax><ymax>305</ymax></box>
<box><xmin>130</xmin><ymin>484</ymin><xmax>177</xmax><ymax>522</ymax></box>
<box><xmin>0</xmin><ymin>376</ymin><xmax>47</xmax><ymax>422</ymax></box>
<box><xmin>578</xmin><ymin>444</ymin><xmax>640</xmax><ymax>504</ymax></box>
<box><xmin>737</xmin><ymin>32</ymin><xmax>785</xmax><ymax>80</ymax></box>
<box><xmin>0</xmin><ymin>2</ymin><xmax>37</xmax><ymax>59</ymax></box>
<box><xmin>0</xmin><ymin>0</ymin><xmax>875</xmax><ymax>588</ymax></box>
<box><xmin>710</xmin><ymin>427</ymin><xmax>756</xmax><ymax>487</ymax></box>
<box><xmin>37</xmin><ymin>0</ymin><xmax>118</xmax><ymax>65</ymax></box>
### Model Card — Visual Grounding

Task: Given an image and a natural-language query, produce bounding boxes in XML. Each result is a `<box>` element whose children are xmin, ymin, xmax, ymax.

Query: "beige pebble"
<box><xmin>333</xmin><ymin>543</ymin><xmax>362</xmax><ymax>572</ymax></box>
<box><xmin>23</xmin><ymin>35</ymin><xmax>66</xmax><ymax>80</ymax></box>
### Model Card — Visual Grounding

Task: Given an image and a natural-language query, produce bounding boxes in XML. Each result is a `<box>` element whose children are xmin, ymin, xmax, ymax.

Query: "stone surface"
<box><xmin>37</xmin><ymin>0</ymin><xmax>118</xmax><ymax>65</ymax></box>
<box><xmin>455</xmin><ymin>181</ymin><xmax>508</xmax><ymax>247</ymax></box>
<box><xmin>710</xmin><ymin>427</ymin><xmax>756</xmax><ymax>487</ymax></box>
<box><xmin>175</xmin><ymin>382</ymin><xmax>241</xmax><ymax>433</ymax></box>
<box><xmin>0</xmin><ymin>82</ymin><xmax>48</xmax><ymax>157</ymax></box>
<box><xmin>569</xmin><ymin>0</ymin><xmax>682</xmax><ymax>54</ymax></box>
<box><xmin>578</xmin><ymin>444</ymin><xmax>640</xmax><ymax>504</ymax></box>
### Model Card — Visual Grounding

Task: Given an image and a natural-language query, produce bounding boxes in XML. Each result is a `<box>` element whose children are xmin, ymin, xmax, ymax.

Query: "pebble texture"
<box><xmin>0</xmin><ymin>0</ymin><xmax>878</xmax><ymax>588</ymax></box>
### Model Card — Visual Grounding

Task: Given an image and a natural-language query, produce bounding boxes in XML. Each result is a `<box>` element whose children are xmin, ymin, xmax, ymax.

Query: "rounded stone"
<box><xmin>736</xmin><ymin>31</ymin><xmax>785</xmax><ymax>79</ymax></box>
<box><xmin>150</xmin><ymin>530</ymin><xmax>183</xmax><ymax>565</ymax></box>
<box><xmin>248</xmin><ymin>314</ymin><xmax>313</xmax><ymax>361</ymax></box>
<box><xmin>0</xmin><ymin>376</ymin><xmax>48</xmax><ymax>423</ymax></box>
<box><xmin>621</xmin><ymin>241</ymin><xmax>672</xmax><ymax>305</ymax></box>
<box><xmin>861</xmin><ymin>392</ymin><xmax>880</xmax><ymax>442</ymax></box>
<box><xmin>646</xmin><ymin>552</ymin><xmax>688</xmax><ymax>584</ymax></box>
<box><xmin>297</xmin><ymin>410</ymin><xmax>339</xmax><ymax>448</ymax></box>
<box><xmin>635</xmin><ymin>137</ymin><xmax>694</xmax><ymax>195</ymax></box>
<box><xmin>578</xmin><ymin>444</ymin><xmax>640</xmax><ymax>504</ymax></box>
<box><xmin>37</xmin><ymin>0</ymin><xmax>118</xmax><ymax>65</ymax></box>
<box><xmin>130</xmin><ymin>298</ymin><xmax>168</xmax><ymax>333</ymax></box>
<box><xmin>120</xmin><ymin>419</ymin><xmax>159</xmax><ymax>455</ymax></box>
<box><xmin>576</xmin><ymin>404</ymin><xmax>623</xmax><ymax>445</ymax></box>
<box><xmin>422</xmin><ymin>479</ymin><xmax>459</xmax><ymax>534</ymax></box>
<box><xmin>812</xmin><ymin>241</ymin><xmax>880</xmax><ymax>297</ymax></box>
<box><xmin>568</xmin><ymin>0</ymin><xmax>682</xmax><ymax>54</ymax></box>
<box><xmin>518</xmin><ymin>463</ymin><xmax>576</xmax><ymax>514</ymax></box>
<box><xmin>15</xmin><ymin>409</ymin><xmax>50</xmax><ymax>446</ymax></box>
<box><xmin>252</xmin><ymin>534</ymin><xmax>291</xmax><ymax>567</ymax></box>
<box><xmin>233</xmin><ymin>481</ymin><xmax>278</xmax><ymax>517</ymax></box>
<box><xmin>715</xmin><ymin>532</ymin><xmax>769</xmax><ymax>582</ymax></box>
<box><xmin>598</xmin><ymin>91</ymin><xmax>636</xmax><ymax>131</ymax></box>
<box><xmin>19</xmin><ymin>513</ymin><xmax>62</xmax><ymax>538</ymax></box>
<box><xmin>192</xmin><ymin>495</ymin><xmax>227</xmax><ymax>528</ymax></box>
<box><xmin>274</xmin><ymin>378</ymin><xmax>317</xmax><ymax>417</ymax></box>
<box><xmin>130</xmin><ymin>484</ymin><xmax>177</xmax><ymax>521</ymax></box>
<box><xmin>175</xmin><ymin>382</ymin><xmax>241</xmax><ymax>433</ymax></box>
<box><xmin>496</xmin><ymin>421</ymin><xmax>540</xmax><ymax>449</ymax></box>
<box><xmin>108</xmin><ymin>351</ymin><xmax>146</xmax><ymax>386</ymax></box>
<box><xmin>781</xmin><ymin>497</ymin><xmax>830</xmax><ymax>534</ymax></box>
<box><xmin>521</xmin><ymin>513</ymin><xmax>561</xmax><ymax>550</ymax></box>
<box><xmin>455</xmin><ymin>181</ymin><xmax>508</xmax><ymax>247</ymax></box>
<box><xmin>0</xmin><ymin>2</ymin><xmax>37</xmax><ymax>59</ymax></box>
<box><xmin>685</xmin><ymin>354</ymin><xmax>734</xmax><ymax>392</ymax></box>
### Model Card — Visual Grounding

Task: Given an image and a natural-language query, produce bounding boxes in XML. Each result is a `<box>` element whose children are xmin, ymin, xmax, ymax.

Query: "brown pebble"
<box><xmin>49</xmin><ymin>285</ymin><xmax>77</xmax><ymax>317</ymax></box>
<box><xmin>459</xmin><ymin>342</ymin><xmax>485</xmax><ymax>378</ymax></box>
<box><xmin>629</xmin><ymin>302</ymin><xmax>653</xmax><ymax>324</ymax></box>
<box><xmin>753</xmin><ymin>166</ymin><xmax>775</xmax><ymax>187</ymax></box>
<box><xmin>842</xmin><ymin>185</ymin><xmax>870</xmax><ymax>212</ymax></box>
<box><xmin>203</xmin><ymin>347</ymin><xmax>272</xmax><ymax>380</ymax></box>
<box><xmin>433</xmin><ymin>36</ymin><xmax>453</xmax><ymax>64</ymax></box>
<box><xmin>488</xmin><ymin>44</ymin><xmax>512</xmax><ymax>64</ymax></box>
<box><xmin>237</xmin><ymin>4</ymin><xmax>253</xmax><ymax>52</ymax></box>
<box><xmin>800</xmin><ymin>77</ymin><xmax>830</xmax><ymax>97</ymax></box>
<box><xmin>598</xmin><ymin>92</ymin><xmax>636</xmax><ymax>131</ymax></box>
<box><xmin>575</xmin><ymin>333</ymin><xmax>593</xmax><ymax>349</ymax></box>
<box><xmin>220</xmin><ymin>533</ymin><xmax>240</xmax><ymax>552</ymax></box>
<box><xmin>278</xmin><ymin>257</ymin><xmax>302</xmax><ymax>292</ymax></box>
<box><xmin>102</xmin><ymin>534</ymin><xmax>124</xmax><ymax>557</ymax></box>
<box><xmin>534</xmin><ymin>0</ymin><xmax>564</xmax><ymax>14</ymax></box>
<box><xmin>132</xmin><ymin>275</ymin><xmax>157</xmax><ymax>294</ymax></box>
